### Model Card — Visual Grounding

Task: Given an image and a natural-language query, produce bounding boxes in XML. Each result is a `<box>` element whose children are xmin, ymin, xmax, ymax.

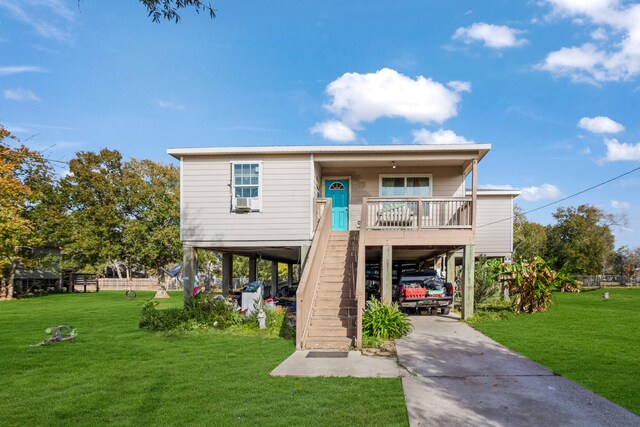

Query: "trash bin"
<box><xmin>241</xmin><ymin>281</ymin><xmax>264</xmax><ymax>315</ymax></box>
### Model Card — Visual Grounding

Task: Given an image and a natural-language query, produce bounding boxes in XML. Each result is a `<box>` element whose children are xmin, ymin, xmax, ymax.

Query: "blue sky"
<box><xmin>1</xmin><ymin>0</ymin><xmax>639</xmax><ymax>247</ymax></box>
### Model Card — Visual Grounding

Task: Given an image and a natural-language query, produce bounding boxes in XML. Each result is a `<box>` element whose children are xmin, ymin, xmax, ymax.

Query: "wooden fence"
<box><xmin>97</xmin><ymin>278</ymin><xmax>159</xmax><ymax>291</ymax></box>
<box><xmin>573</xmin><ymin>275</ymin><xmax>640</xmax><ymax>288</ymax></box>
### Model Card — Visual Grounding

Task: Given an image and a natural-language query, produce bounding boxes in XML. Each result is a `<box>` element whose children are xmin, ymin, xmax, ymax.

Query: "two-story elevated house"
<box><xmin>168</xmin><ymin>144</ymin><xmax>518</xmax><ymax>350</ymax></box>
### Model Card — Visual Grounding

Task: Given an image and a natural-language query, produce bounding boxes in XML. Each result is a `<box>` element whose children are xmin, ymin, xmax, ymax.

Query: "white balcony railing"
<box><xmin>364</xmin><ymin>197</ymin><xmax>472</xmax><ymax>230</ymax></box>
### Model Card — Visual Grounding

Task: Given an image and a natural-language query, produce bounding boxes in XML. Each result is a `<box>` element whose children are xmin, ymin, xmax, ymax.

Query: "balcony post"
<box><xmin>362</xmin><ymin>197</ymin><xmax>369</xmax><ymax>230</ymax></box>
<box><xmin>446</xmin><ymin>251</ymin><xmax>456</xmax><ymax>284</ymax></box>
<box><xmin>381</xmin><ymin>245</ymin><xmax>393</xmax><ymax>303</ymax></box>
<box><xmin>472</xmin><ymin>159</ymin><xmax>478</xmax><ymax>230</ymax></box>
<box><xmin>462</xmin><ymin>245</ymin><xmax>475</xmax><ymax>319</ymax></box>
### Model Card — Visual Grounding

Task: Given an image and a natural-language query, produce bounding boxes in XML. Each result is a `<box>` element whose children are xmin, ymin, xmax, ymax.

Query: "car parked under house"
<box><xmin>168</xmin><ymin>144</ymin><xmax>519</xmax><ymax>350</ymax></box>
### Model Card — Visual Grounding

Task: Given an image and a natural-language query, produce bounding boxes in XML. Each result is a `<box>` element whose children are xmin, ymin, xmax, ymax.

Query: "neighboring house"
<box><xmin>14</xmin><ymin>246</ymin><xmax>62</xmax><ymax>294</ymax></box>
<box><xmin>168</xmin><ymin>144</ymin><xmax>518</xmax><ymax>350</ymax></box>
<box><xmin>15</xmin><ymin>269</ymin><xmax>60</xmax><ymax>293</ymax></box>
<box><xmin>473</xmin><ymin>189</ymin><xmax>520</xmax><ymax>260</ymax></box>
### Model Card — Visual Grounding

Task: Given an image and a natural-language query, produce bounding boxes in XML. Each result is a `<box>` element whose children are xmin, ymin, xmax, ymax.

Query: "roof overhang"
<box><xmin>168</xmin><ymin>144</ymin><xmax>491</xmax><ymax>170</ymax></box>
<box><xmin>168</xmin><ymin>144</ymin><xmax>490</xmax><ymax>159</ymax></box>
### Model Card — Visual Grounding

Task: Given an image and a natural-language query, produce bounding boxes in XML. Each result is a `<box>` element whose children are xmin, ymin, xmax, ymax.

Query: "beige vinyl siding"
<box><xmin>321</xmin><ymin>166</ymin><xmax>465</xmax><ymax>230</ymax></box>
<box><xmin>181</xmin><ymin>154</ymin><xmax>312</xmax><ymax>244</ymax></box>
<box><xmin>475</xmin><ymin>195</ymin><xmax>514</xmax><ymax>257</ymax></box>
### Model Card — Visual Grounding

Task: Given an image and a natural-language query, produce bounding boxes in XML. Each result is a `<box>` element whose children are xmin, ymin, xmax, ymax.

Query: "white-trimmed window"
<box><xmin>231</xmin><ymin>161</ymin><xmax>262</xmax><ymax>212</ymax></box>
<box><xmin>379</xmin><ymin>174</ymin><xmax>432</xmax><ymax>197</ymax></box>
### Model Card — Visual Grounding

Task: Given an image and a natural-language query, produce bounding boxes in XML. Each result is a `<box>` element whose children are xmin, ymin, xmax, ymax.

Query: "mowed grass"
<box><xmin>0</xmin><ymin>292</ymin><xmax>407</xmax><ymax>426</ymax></box>
<box><xmin>472</xmin><ymin>288</ymin><xmax>640</xmax><ymax>414</ymax></box>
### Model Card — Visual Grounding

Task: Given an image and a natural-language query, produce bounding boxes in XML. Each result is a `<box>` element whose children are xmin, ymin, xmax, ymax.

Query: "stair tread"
<box><xmin>309</xmin><ymin>325</ymin><xmax>356</xmax><ymax>331</ymax></box>
<box><xmin>305</xmin><ymin>336</ymin><xmax>353</xmax><ymax>344</ymax></box>
<box><xmin>306</xmin><ymin>337</ymin><xmax>355</xmax><ymax>343</ymax></box>
<box><xmin>312</xmin><ymin>313</ymin><xmax>356</xmax><ymax>318</ymax></box>
<box><xmin>317</xmin><ymin>290</ymin><xmax>354</xmax><ymax>293</ymax></box>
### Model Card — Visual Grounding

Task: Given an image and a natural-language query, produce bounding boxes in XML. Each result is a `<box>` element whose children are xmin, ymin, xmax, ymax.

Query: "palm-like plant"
<box><xmin>501</xmin><ymin>257</ymin><xmax>580</xmax><ymax>313</ymax></box>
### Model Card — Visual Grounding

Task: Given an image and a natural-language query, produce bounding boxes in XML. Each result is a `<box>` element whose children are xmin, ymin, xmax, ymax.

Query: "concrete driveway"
<box><xmin>395</xmin><ymin>314</ymin><xmax>640</xmax><ymax>427</ymax></box>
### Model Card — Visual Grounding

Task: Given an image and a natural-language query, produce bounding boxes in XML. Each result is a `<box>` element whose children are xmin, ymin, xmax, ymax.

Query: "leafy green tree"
<box><xmin>232</xmin><ymin>257</ymin><xmax>290</xmax><ymax>284</ymax></box>
<box><xmin>0</xmin><ymin>126</ymin><xmax>54</xmax><ymax>299</ymax></box>
<box><xmin>58</xmin><ymin>150</ymin><xmax>181</xmax><ymax>278</ymax></box>
<box><xmin>607</xmin><ymin>246</ymin><xmax>640</xmax><ymax>277</ymax></box>
<box><xmin>513</xmin><ymin>206</ymin><xmax>548</xmax><ymax>262</ymax></box>
<box><xmin>546</xmin><ymin>205</ymin><xmax>620</xmax><ymax>275</ymax></box>
<box><xmin>233</xmin><ymin>256</ymin><xmax>249</xmax><ymax>280</ymax></box>
<box><xmin>139</xmin><ymin>0</ymin><xmax>216</xmax><ymax>22</ymax></box>
<box><xmin>196</xmin><ymin>249</ymin><xmax>221</xmax><ymax>291</ymax></box>
<box><xmin>58</xmin><ymin>149</ymin><xmax>128</xmax><ymax>275</ymax></box>
<box><xmin>122</xmin><ymin>159</ymin><xmax>181</xmax><ymax>281</ymax></box>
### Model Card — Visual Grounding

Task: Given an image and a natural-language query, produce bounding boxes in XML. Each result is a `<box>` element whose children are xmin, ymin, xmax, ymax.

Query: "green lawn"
<box><xmin>0</xmin><ymin>292</ymin><xmax>407</xmax><ymax>426</ymax></box>
<box><xmin>471</xmin><ymin>288</ymin><xmax>640</xmax><ymax>414</ymax></box>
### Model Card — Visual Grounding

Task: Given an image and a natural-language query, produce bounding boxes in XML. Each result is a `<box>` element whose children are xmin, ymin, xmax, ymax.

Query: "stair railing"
<box><xmin>355</xmin><ymin>198</ymin><xmax>368</xmax><ymax>349</ymax></box>
<box><xmin>296</xmin><ymin>198</ymin><xmax>332</xmax><ymax>349</ymax></box>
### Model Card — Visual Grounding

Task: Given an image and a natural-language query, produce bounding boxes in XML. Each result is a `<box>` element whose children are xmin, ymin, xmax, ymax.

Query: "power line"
<box><xmin>477</xmin><ymin>164</ymin><xmax>640</xmax><ymax>228</ymax></box>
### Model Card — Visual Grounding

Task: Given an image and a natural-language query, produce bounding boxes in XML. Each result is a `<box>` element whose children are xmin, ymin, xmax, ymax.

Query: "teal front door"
<box><xmin>325</xmin><ymin>179</ymin><xmax>349</xmax><ymax>231</ymax></box>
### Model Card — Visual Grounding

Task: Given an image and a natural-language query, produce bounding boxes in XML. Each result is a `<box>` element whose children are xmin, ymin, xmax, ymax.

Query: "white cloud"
<box><xmin>323</xmin><ymin>68</ymin><xmax>464</xmax><ymax>128</ymax></box>
<box><xmin>539</xmin><ymin>1</ymin><xmax>640</xmax><ymax>82</ymax></box>
<box><xmin>155</xmin><ymin>99</ymin><xmax>184</xmax><ymax>110</ymax></box>
<box><xmin>520</xmin><ymin>184</ymin><xmax>562</xmax><ymax>201</ymax></box>
<box><xmin>578</xmin><ymin>116</ymin><xmax>624</xmax><ymax>134</ymax></box>
<box><xmin>591</xmin><ymin>28</ymin><xmax>608</xmax><ymax>41</ymax></box>
<box><xmin>0</xmin><ymin>0</ymin><xmax>75</xmax><ymax>41</ymax></box>
<box><xmin>412</xmin><ymin>129</ymin><xmax>476</xmax><ymax>145</ymax></box>
<box><xmin>481</xmin><ymin>184</ymin><xmax>516</xmax><ymax>190</ymax></box>
<box><xmin>453</xmin><ymin>22</ymin><xmax>528</xmax><ymax>49</ymax></box>
<box><xmin>604</xmin><ymin>138</ymin><xmax>640</xmax><ymax>161</ymax></box>
<box><xmin>0</xmin><ymin>65</ymin><xmax>46</xmax><ymax>76</ymax></box>
<box><xmin>538</xmin><ymin>44</ymin><xmax>608</xmax><ymax>83</ymax></box>
<box><xmin>481</xmin><ymin>183</ymin><xmax>564</xmax><ymax>201</ymax></box>
<box><xmin>546</xmin><ymin>0</ymin><xmax>619</xmax><ymax>17</ymax></box>
<box><xmin>3</xmin><ymin>87</ymin><xmax>40</xmax><ymax>101</ymax></box>
<box><xmin>611</xmin><ymin>200</ymin><xmax>631</xmax><ymax>209</ymax></box>
<box><xmin>310</xmin><ymin>120</ymin><xmax>356</xmax><ymax>142</ymax></box>
<box><xmin>447</xmin><ymin>80</ymin><xmax>472</xmax><ymax>92</ymax></box>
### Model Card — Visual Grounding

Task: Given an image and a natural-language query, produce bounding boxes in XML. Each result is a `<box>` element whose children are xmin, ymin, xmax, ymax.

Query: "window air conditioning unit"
<box><xmin>235</xmin><ymin>197</ymin><xmax>252</xmax><ymax>212</ymax></box>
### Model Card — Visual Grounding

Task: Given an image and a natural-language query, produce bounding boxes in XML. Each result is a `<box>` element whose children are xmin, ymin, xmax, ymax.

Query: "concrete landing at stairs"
<box><xmin>270</xmin><ymin>350</ymin><xmax>404</xmax><ymax>378</ymax></box>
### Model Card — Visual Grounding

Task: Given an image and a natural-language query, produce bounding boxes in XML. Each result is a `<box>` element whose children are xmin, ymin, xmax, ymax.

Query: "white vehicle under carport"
<box><xmin>394</xmin><ymin>270</ymin><xmax>453</xmax><ymax>315</ymax></box>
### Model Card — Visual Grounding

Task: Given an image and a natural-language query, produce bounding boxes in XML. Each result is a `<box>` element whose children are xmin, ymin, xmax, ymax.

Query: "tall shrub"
<box><xmin>474</xmin><ymin>256</ymin><xmax>502</xmax><ymax>307</ymax></box>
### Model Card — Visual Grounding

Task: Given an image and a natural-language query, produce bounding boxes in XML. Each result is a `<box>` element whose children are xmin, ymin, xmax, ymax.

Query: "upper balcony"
<box><xmin>359</xmin><ymin>196</ymin><xmax>475</xmax><ymax>247</ymax></box>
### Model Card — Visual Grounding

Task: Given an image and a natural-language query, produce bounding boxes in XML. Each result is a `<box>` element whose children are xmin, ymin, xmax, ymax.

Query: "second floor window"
<box><xmin>380</xmin><ymin>175</ymin><xmax>431</xmax><ymax>197</ymax></box>
<box><xmin>232</xmin><ymin>162</ymin><xmax>262</xmax><ymax>211</ymax></box>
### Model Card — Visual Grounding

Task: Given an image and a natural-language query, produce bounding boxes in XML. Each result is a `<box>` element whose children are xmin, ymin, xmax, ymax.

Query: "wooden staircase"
<box><xmin>304</xmin><ymin>231</ymin><xmax>357</xmax><ymax>350</ymax></box>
